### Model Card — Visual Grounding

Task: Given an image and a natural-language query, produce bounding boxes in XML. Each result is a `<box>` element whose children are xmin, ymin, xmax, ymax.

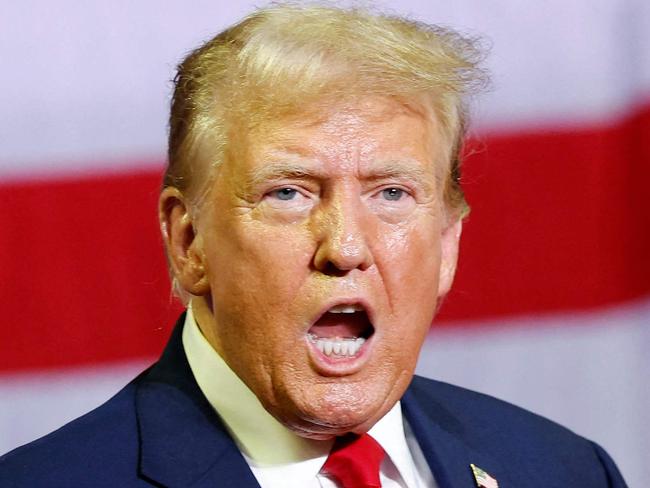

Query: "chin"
<box><xmin>277</xmin><ymin>380</ymin><xmax>401</xmax><ymax>438</ymax></box>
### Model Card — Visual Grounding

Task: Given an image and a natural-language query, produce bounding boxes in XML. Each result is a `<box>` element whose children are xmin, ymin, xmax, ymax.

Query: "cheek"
<box><xmin>374</xmin><ymin>218</ymin><xmax>442</xmax><ymax>362</ymax></box>
<box><xmin>207</xmin><ymin>221</ymin><xmax>317</xmax><ymax>386</ymax></box>
<box><xmin>378</xmin><ymin>219</ymin><xmax>442</xmax><ymax>289</ymax></box>
<box><xmin>210</xmin><ymin>219</ymin><xmax>316</xmax><ymax>316</ymax></box>
<box><xmin>241</xmin><ymin>222</ymin><xmax>314</xmax><ymax>276</ymax></box>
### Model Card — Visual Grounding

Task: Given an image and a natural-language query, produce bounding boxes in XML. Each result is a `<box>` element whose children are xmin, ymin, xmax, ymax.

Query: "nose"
<box><xmin>312</xmin><ymin>194</ymin><xmax>374</xmax><ymax>274</ymax></box>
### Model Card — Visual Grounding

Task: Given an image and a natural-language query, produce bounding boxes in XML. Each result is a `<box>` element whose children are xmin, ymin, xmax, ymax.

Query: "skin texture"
<box><xmin>160</xmin><ymin>96</ymin><xmax>462</xmax><ymax>439</ymax></box>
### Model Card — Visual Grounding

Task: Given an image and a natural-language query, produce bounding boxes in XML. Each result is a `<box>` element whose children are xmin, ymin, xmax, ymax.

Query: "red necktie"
<box><xmin>321</xmin><ymin>433</ymin><xmax>386</xmax><ymax>488</ymax></box>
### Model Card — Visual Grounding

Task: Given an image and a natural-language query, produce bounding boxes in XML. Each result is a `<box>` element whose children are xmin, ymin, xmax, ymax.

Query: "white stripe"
<box><xmin>1</xmin><ymin>0</ymin><xmax>649</xmax><ymax>175</ymax></box>
<box><xmin>0</xmin><ymin>0</ymin><xmax>259</xmax><ymax>177</ymax></box>
<box><xmin>0</xmin><ymin>359</ymin><xmax>151</xmax><ymax>455</ymax></box>
<box><xmin>418</xmin><ymin>297</ymin><xmax>650</xmax><ymax>488</ymax></box>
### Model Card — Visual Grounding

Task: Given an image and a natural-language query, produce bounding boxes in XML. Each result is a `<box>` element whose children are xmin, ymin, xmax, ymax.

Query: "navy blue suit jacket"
<box><xmin>1</xmin><ymin>315</ymin><xmax>627</xmax><ymax>487</ymax></box>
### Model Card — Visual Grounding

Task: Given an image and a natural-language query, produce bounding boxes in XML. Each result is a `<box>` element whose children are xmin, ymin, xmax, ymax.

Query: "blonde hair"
<box><xmin>164</xmin><ymin>3</ymin><xmax>487</xmax><ymax>216</ymax></box>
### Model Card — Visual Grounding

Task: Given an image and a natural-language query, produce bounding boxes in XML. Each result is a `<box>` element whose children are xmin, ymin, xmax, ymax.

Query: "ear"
<box><xmin>159</xmin><ymin>187</ymin><xmax>210</xmax><ymax>297</ymax></box>
<box><xmin>437</xmin><ymin>217</ymin><xmax>462</xmax><ymax>298</ymax></box>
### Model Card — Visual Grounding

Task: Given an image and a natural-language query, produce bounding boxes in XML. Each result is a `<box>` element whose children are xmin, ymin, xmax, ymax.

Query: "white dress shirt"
<box><xmin>182</xmin><ymin>307</ymin><xmax>436</xmax><ymax>488</ymax></box>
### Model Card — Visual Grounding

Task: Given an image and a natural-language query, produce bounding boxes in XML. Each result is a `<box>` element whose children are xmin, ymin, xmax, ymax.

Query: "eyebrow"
<box><xmin>247</xmin><ymin>160</ymin><xmax>324</xmax><ymax>189</ymax></box>
<box><xmin>361</xmin><ymin>160</ymin><xmax>431</xmax><ymax>184</ymax></box>
<box><xmin>246</xmin><ymin>155</ymin><xmax>435</xmax><ymax>191</ymax></box>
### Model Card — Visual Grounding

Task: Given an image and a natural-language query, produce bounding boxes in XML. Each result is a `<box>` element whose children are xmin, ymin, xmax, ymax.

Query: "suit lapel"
<box><xmin>401</xmin><ymin>377</ymin><xmax>508</xmax><ymax>488</ymax></box>
<box><xmin>135</xmin><ymin>314</ymin><xmax>261</xmax><ymax>488</ymax></box>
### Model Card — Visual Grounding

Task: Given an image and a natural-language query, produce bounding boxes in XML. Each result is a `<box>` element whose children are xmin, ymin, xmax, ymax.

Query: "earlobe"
<box><xmin>437</xmin><ymin>218</ymin><xmax>462</xmax><ymax>298</ymax></box>
<box><xmin>159</xmin><ymin>187</ymin><xmax>210</xmax><ymax>297</ymax></box>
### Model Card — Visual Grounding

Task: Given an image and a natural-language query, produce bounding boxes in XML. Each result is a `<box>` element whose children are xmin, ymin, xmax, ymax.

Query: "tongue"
<box><xmin>309</xmin><ymin>312</ymin><xmax>369</xmax><ymax>339</ymax></box>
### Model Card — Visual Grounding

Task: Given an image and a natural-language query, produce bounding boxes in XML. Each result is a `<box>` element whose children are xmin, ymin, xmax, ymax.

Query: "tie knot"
<box><xmin>321</xmin><ymin>433</ymin><xmax>386</xmax><ymax>488</ymax></box>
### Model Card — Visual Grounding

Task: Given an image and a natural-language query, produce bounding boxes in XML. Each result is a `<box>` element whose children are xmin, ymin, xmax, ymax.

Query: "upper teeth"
<box><xmin>328</xmin><ymin>304</ymin><xmax>364</xmax><ymax>314</ymax></box>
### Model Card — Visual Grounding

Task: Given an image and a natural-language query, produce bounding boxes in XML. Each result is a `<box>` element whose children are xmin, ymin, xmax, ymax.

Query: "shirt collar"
<box><xmin>182</xmin><ymin>306</ymin><xmax>419</xmax><ymax>487</ymax></box>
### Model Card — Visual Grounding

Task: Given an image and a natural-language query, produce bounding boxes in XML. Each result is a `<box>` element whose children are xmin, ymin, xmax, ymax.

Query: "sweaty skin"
<box><xmin>162</xmin><ymin>96</ymin><xmax>462</xmax><ymax>439</ymax></box>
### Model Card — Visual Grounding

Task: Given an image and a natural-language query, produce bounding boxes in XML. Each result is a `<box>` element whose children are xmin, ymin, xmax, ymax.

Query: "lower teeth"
<box><xmin>309</xmin><ymin>335</ymin><xmax>366</xmax><ymax>357</ymax></box>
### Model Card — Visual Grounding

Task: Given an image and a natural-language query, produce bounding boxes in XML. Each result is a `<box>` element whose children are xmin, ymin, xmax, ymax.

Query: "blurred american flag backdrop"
<box><xmin>1</xmin><ymin>1</ymin><xmax>648</xmax><ymax>486</ymax></box>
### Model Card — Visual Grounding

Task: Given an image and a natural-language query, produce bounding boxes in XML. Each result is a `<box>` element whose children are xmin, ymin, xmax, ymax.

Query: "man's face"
<box><xmin>191</xmin><ymin>96</ymin><xmax>460</xmax><ymax>438</ymax></box>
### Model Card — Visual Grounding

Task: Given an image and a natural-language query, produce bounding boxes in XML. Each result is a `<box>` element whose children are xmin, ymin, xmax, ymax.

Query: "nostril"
<box><xmin>318</xmin><ymin>260</ymin><xmax>351</xmax><ymax>277</ymax></box>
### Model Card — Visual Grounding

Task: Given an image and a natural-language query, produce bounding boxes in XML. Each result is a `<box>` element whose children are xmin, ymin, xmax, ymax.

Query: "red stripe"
<box><xmin>1</xmin><ymin>105</ymin><xmax>649</xmax><ymax>371</ymax></box>
<box><xmin>0</xmin><ymin>171</ymin><xmax>182</xmax><ymax>371</ymax></box>
<box><xmin>438</xmin><ymin>104</ymin><xmax>650</xmax><ymax>322</ymax></box>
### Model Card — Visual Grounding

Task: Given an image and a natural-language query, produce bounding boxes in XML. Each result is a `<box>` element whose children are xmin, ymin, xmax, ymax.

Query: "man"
<box><xmin>0</xmin><ymin>4</ymin><xmax>627</xmax><ymax>487</ymax></box>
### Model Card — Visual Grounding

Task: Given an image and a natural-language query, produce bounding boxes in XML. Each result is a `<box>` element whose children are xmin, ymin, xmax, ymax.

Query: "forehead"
<box><xmin>237</xmin><ymin>96</ymin><xmax>442</xmax><ymax>175</ymax></box>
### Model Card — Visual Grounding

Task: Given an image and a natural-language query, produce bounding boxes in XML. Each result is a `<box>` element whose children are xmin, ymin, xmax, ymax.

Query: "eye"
<box><xmin>271</xmin><ymin>188</ymin><xmax>298</xmax><ymax>201</ymax></box>
<box><xmin>381</xmin><ymin>187</ymin><xmax>405</xmax><ymax>201</ymax></box>
<box><xmin>366</xmin><ymin>185</ymin><xmax>416</xmax><ymax>223</ymax></box>
<box><xmin>262</xmin><ymin>186</ymin><xmax>314</xmax><ymax>213</ymax></box>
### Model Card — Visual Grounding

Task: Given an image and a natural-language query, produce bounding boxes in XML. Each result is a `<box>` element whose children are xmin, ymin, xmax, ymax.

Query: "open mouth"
<box><xmin>307</xmin><ymin>304</ymin><xmax>374</xmax><ymax>358</ymax></box>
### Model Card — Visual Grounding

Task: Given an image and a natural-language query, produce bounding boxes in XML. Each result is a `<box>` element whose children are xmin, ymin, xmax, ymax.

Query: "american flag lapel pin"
<box><xmin>470</xmin><ymin>464</ymin><xmax>499</xmax><ymax>488</ymax></box>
